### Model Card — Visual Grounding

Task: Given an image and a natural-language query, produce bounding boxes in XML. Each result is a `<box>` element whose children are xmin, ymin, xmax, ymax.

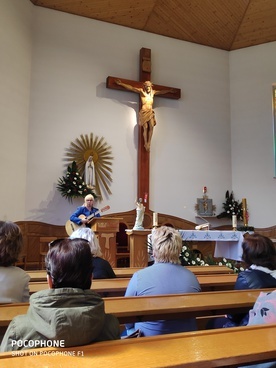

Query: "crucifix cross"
<box><xmin>106</xmin><ymin>48</ymin><xmax>181</xmax><ymax>208</ymax></box>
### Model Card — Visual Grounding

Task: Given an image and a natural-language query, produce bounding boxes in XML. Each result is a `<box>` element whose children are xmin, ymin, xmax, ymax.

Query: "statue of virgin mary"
<box><xmin>85</xmin><ymin>155</ymin><xmax>95</xmax><ymax>188</ymax></box>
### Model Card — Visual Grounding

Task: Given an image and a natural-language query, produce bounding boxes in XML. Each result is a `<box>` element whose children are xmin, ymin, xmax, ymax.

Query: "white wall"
<box><xmin>1</xmin><ymin>2</ymin><xmax>275</xmax><ymax>228</ymax></box>
<box><xmin>24</xmin><ymin>6</ymin><xmax>231</xmax><ymax>225</ymax></box>
<box><xmin>0</xmin><ymin>0</ymin><xmax>32</xmax><ymax>220</ymax></box>
<box><xmin>230</xmin><ymin>43</ymin><xmax>276</xmax><ymax>227</ymax></box>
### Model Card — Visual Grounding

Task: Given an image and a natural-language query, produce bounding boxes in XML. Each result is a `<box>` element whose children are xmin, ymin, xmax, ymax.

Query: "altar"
<box><xmin>179</xmin><ymin>230</ymin><xmax>244</xmax><ymax>261</ymax></box>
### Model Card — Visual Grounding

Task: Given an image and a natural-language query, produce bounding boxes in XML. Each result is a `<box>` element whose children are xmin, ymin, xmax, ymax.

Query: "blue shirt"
<box><xmin>70</xmin><ymin>206</ymin><xmax>100</xmax><ymax>226</ymax></box>
<box><xmin>124</xmin><ymin>263</ymin><xmax>201</xmax><ymax>336</ymax></box>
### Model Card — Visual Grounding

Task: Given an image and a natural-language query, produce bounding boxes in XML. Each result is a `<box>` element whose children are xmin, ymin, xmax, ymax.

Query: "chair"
<box><xmin>39</xmin><ymin>237</ymin><xmax>57</xmax><ymax>269</ymax></box>
<box><xmin>115</xmin><ymin>223</ymin><xmax>130</xmax><ymax>267</ymax></box>
<box><xmin>15</xmin><ymin>239</ymin><xmax>27</xmax><ymax>270</ymax></box>
<box><xmin>15</xmin><ymin>253</ymin><xmax>27</xmax><ymax>270</ymax></box>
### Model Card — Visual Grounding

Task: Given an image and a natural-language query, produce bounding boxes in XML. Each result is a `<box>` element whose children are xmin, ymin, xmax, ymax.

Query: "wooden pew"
<box><xmin>113</xmin><ymin>265</ymin><xmax>234</xmax><ymax>277</ymax></box>
<box><xmin>0</xmin><ymin>324</ymin><xmax>276</xmax><ymax>367</ymax></box>
<box><xmin>27</xmin><ymin>265</ymin><xmax>234</xmax><ymax>282</ymax></box>
<box><xmin>188</xmin><ymin>265</ymin><xmax>234</xmax><ymax>275</ymax></box>
<box><xmin>27</xmin><ymin>274</ymin><xmax>238</xmax><ymax>295</ymax></box>
<box><xmin>1</xmin><ymin>289</ymin><xmax>273</xmax><ymax>328</ymax></box>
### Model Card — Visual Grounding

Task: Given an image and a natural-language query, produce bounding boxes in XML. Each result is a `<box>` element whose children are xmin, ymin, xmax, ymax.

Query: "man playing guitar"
<box><xmin>69</xmin><ymin>194</ymin><xmax>100</xmax><ymax>228</ymax></box>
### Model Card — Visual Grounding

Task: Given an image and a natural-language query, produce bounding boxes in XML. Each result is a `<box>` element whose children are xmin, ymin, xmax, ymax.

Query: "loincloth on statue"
<box><xmin>139</xmin><ymin>109</ymin><xmax>156</xmax><ymax>127</ymax></box>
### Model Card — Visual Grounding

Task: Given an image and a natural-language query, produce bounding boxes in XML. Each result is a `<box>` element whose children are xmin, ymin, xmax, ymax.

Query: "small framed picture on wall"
<box><xmin>196</xmin><ymin>198</ymin><xmax>213</xmax><ymax>216</ymax></box>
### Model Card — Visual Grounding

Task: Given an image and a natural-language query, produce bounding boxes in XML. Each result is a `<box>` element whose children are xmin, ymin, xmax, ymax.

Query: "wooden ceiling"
<box><xmin>29</xmin><ymin>0</ymin><xmax>276</xmax><ymax>51</ymax></box>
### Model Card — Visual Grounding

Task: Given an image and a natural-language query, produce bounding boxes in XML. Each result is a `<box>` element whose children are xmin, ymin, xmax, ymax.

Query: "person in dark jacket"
<box><xmin>234</xmin><ymin>234</ymin><xmax>276</xmax><ymax>290</ymax></box>
<box><xmin>0</xmin><ymin>238</ymin><xmax>120</xmax><ymax>351</ymax></box>
<box><xmin>209</xmin><ymin>233</ymin><xmax>276</xmax><ymax>329</ymax></box>
<box><xmin>70</xmin><ymin>227</ymin><xmax>116</xmax><ymax>279</ymax></box>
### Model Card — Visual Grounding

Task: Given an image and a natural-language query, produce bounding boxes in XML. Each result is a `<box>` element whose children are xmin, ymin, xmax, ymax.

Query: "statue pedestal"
<box><xmin>126</xmin><ymin>229</ymin><xmax>151</xmax><ymax>267</ymax></box>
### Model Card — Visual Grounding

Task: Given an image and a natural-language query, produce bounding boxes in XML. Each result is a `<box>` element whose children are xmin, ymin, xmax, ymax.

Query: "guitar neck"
<box><xmin>87</xmin><ymin>210</ymin><xmax>99</xmax><ymax>221</ymax></box>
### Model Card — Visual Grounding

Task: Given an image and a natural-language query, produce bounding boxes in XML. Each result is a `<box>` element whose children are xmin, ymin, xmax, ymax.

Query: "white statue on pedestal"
<box><xmin>133</xmin><ymin>198</ymin><xmax>145</xmax><ymax>230</ymax></box>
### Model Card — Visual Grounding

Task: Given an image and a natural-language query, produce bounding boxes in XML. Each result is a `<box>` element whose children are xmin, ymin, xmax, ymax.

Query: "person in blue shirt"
<box><xmin>124</xmin><ymin>226</ymin><xmax>201</xmax><ymax>337</ymax></box>
<box><xmin>69</xmin><ymin>194</ymin><xmax>100</xmax><ymax>228</ymax></box>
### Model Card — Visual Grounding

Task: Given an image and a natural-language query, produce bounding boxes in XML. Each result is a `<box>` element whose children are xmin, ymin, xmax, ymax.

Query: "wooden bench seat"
<box><xmin>0</xmin><ymin>324</ymin><xmax>276</xmax><ymax>367</ymax></box>
<box><xmin>27</xmin><ymin>274</ymin><xmax>238</xmax><ymax>295</ymax></box>
<box><xmin>27</xmin><ymin>265</ymin><xmax>234</xmax><ymax>282</ymax></box>
<box><xmin>1</xmin><ymin>288</ymin><xmax>273</xmax><ymax>328</ymax></box>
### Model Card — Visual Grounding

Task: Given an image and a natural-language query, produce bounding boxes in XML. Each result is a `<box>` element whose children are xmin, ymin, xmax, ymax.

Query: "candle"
<box><xmin>153</xmin><ymin>212</ymin><xmax>158</xmax><ymax>227</ymax></box>
<box><xmin>144</xmin><ymin>193</ymin><xmax>148</xmax><ymax>203</ymax></box>
<box><xmin>242</xmin><ymin>198</ymin><xmax>248</xmax><ymax>226</ymax></box>
<box><xmin>232</xmin><ymin>215</ymin><xmax>237</xmax><ymax>229</ymax></box>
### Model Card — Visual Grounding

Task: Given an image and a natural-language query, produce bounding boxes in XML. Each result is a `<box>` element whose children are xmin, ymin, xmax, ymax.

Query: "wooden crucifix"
<box><xmin>106</xmin><ymin>48</ymin><xmax>181</xmax><ymax>208</ymax></box>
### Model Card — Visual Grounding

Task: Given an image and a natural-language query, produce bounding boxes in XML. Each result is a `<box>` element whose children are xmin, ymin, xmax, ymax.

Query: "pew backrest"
<box><xmin>1</xmin><ymin>288</ymin><xmax>273</xmax><ymax>327</ymax></box>
<box><xmin>0</xmin><ymin>324</ymin><xmax>276</xmax><ymax>368</ymax></box>
<box><xmin>27</xmin><ymin>273</ymin><xmax>238</xmax><ymax>295</ymax></box>
<box><xmin>27</xmin><ymin>265</ymin><xmax>234</xmax><ymax>282</ymax></box>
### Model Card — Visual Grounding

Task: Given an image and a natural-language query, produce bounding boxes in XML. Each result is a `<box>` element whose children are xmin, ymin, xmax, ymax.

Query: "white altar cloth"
<box><xmin>178</xmin><ymin>230</ymin><xmax>244</xmax><ymax>261</ymax></box>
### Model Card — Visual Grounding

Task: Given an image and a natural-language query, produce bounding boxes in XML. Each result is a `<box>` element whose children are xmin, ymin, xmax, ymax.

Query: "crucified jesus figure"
<box><xmin>116</xmin><ymin>79</ymin><xmax>175</xmax><ymax>151</ymax></box>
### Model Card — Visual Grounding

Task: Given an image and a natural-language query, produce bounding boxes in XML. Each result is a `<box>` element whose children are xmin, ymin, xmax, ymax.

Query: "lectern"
<box><xmin>90</xmin><ymin>217</ymin><xmax>120</xmax><ymax>268</ymax></box>
<box><xmin>125</xmin><ymin>229</ymin><xmax>151</xmax><ymax>267</ymax></box>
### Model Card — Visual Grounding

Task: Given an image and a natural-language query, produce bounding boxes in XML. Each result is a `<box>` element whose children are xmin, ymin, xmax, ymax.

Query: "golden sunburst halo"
<box><xmin>64</xmin><ymin>133</ymin><xmax>113</xmax><ymax>199</ymax></box>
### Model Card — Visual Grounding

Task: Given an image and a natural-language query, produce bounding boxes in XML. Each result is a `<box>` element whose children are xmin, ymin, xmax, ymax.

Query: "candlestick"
<box><xmin>144</xmin><ymin>193</ymin><xmax>148</xmax><ymax>203</ymax></box>
<box><xmin>242</xmin><ymin>198</ymin><xmax>248</xmax><ymax>226</ymax></box>
<box><xmin>232</xmin><ymin>215</ymin><xmax>237</xmax><ymax>230</ymax></box>
<box><xmin>153</xmin><ymin>212</ymin><xmax>158</xmax><ymax>227</ymax></box>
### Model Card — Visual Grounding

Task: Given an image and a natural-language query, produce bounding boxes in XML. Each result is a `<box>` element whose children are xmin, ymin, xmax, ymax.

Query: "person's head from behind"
<box><xmin>151</xmin><ymin>226</ymin><xmax>182</xmax><ymax>264</ymax></box>
<box><xmin>0</xmin><ymin>221</ymin><xmax>23</xmax><ymax>267</ymax></box>
<box><xmin>45</xmin><ymin>238</ymin><xmax>93</xmax><ymax>289</ymax></box>
<box><xmin>70</xmin><ymin>227</ymin><xmax>102</xmax><ymax>258</ymax></box>
<box><xmin>242</xmin><ymin>234</ymin><xmax>276</xmax><ymax>270</ymax></box>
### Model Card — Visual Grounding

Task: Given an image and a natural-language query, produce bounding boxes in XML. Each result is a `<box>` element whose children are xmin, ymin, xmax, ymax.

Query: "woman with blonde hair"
<box><xmin>70</xmin><ymin>227</ymin><xmax>115</xmax><ymax>279</ymax></box>
<box><xmin>69</xmin><ymin>194</ymin><xmax>100</xmax><ymax>228</ymax></box>
<box><xmin>124</xmin><ymin>226</ymin><xmax>201</xmax><ymax>336</ymax></box>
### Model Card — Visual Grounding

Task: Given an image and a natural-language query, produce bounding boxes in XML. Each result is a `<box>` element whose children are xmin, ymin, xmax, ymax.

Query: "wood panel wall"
<box><xmin>15</xmin><ymin>221</ymin><xmax>68</xmax><ymax>269</ymax></box>
<box><xmin>15</xmin><ymin>213</ymin><xmax>276</xmax><ymax>269</ymax></box>
<box><xmin>15</xmin><ymin>211</ymin><xmax>203</xmax><ymax>269</ymax></box>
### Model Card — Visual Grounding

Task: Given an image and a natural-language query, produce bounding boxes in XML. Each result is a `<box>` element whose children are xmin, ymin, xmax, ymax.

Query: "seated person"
<box><xmin>0</xmin><ymin>238</ymin><xmax>120</xmax><ymax>352</ymax></box>
<box><xmin>239</xmin><ymin>289</ymin><xmax>276</xmax><ymax>368</ymax></box>
<box><xmin>209</xmin><ymin>234</ymin><xmax>276</xmax><ymax>329</ymax></box>
<box><xmin>69</xmin><ymin>194</ymin><xmax>100</xmax><ymax>228</ymax></box>
<box><xmin>0</xmin><ymin>221</ymin><xmax>30</xmax><ymax>303</ymax></box>
<box><xmin>70</xmin><ymin>227</ymin><xmax>116</xmax><ymax>279</ymax></box>
<box><xmin>124</xmin><ymin>226</ymin><xmax>201</xmax><ymax>337</ymax></box>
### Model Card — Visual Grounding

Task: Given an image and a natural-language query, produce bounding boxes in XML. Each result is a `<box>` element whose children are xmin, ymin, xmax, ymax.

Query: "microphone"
<box><xmin>183</xmin><ymin>206</ymin><xmax>210</xmax><ymax>230</ymax></box>
<box><xmin>194</xmin><ymin>213</ymin><xmax>210</xmax><ymax>230</ymax></box>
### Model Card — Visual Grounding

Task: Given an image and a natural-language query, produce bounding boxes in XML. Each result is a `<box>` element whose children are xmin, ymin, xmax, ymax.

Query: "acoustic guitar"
<box><xmin>65</xmin><ymin>205</ymin><xmax>110</xmax><ymax>236</ymax></box>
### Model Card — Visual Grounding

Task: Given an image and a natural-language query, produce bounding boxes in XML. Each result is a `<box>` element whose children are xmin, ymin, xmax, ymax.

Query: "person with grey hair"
<box><xmin>70</xmin><ymin>227</ymin><xmax>116</xmax><ymax>279</ymax></box>
<box><xmin>124</xmin><ymin>226</ymin><xmax>201</xmax><ymax>337</ymax></box>
<box><xmin>0</xmin><ymin>221</ymin><xmax>30</xmax><ymax>303</ymax></box>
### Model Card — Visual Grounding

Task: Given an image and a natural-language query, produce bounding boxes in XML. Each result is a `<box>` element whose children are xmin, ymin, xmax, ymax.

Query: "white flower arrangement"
<box><xmin>57</xmin><ymin>161</ymin><xmax>97</xmax><ymax>202</ymax></box>
<box><xmin>180</xmin><ymin>242</ymin><xmax>244</xmax><ymax>273</ymax></box>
